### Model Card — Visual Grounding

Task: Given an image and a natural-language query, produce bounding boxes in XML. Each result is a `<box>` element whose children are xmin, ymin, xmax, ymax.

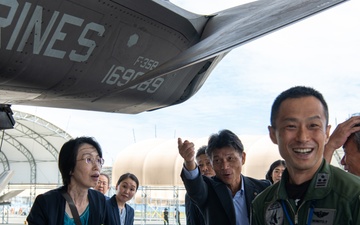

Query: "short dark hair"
<box><xmin>116</xmin><ymin>173</ymin><xmax>139</xmax><ymax>191</ymax></box>
<box><xmin>270</xmin><ymin>86</ymin><xmax>329</xmax><ymax>128</ymax></box>
<box><xmin>346</xmin><ymin>132</ymin><xmax>360</xmax><ymax>152</ymax></box>
<box><xmin>265</xmin><ymin>160</ymin><xmax>286</xmax><ymax>184</ymax></box>
<box><xmin>58</xmin><ymin>136</ymin><xmax>102</xmax><ymax>186</ymax></box>
<box><xmin>206</xmin><ymin>129</ymin><xmax>244</xmax><ymax>159</ymax></box>
<box><xmin>195</xmin><ymin>145</ymin><xmax>207</xmax><ymax>158</ymax></box>
<box><xmin>355</xmin><ymin>132</ymin><xmax>360</xmax><ymax>152</ymax></box>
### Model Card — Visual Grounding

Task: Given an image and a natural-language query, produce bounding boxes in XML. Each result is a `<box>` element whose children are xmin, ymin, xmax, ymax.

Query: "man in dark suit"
<box><xmin>185</xmin><ymin>146</ymin><xmax>216</xmax><ymax>225</ymax></box>
<box><xmin>178</xmin><ymin>129</ymin><xmax>271</xmax><ymax>225</ymax></box>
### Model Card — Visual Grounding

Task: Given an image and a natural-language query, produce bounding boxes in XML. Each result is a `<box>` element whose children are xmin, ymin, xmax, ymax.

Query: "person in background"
<box><xmin>107</xmin><ymin>172</ymin><xmax>139</xmax><ymax>225</ymax></box>
<box><xmin>339</xmin><ymin>130</ymin><xmax>360</xmax><ymax>176</ymax></box>
<box><xmin>27</xmin><ymin>137</ymin><xmax>107</xmax><ymax>225</ymax></box>
<box><xmin>265</xmin><ymin>160</ymin><xmax>286</xmax><ymax>184</ymax></box>
<box><xmin>94</xmin><ymin>173</ymin><xmax>111</xmax><ymax>198</ymax></box>
<box><xmin>163</xmin><ymin>208</ymin><xmax>169</xmax><ymax>225</ymax></box>
<box><xmin>251</xmin><ymin>86</ymin><xmax>360</xmax><ymax>225</ymax></box>
<box><xmin>195</xmin><ymin>145</ymin><xmax>216</xmax><ymax>177</ymax></box>
<box><xmin>185</xmin><ymin>145</ymin><xmax>215</xmax><ymax>225</ymax></box>
<box><xmin>179</xmin><ymin>129</ymin><xmax>271</xmax><ymax>225</ymax></box>
<box><xmin>175</xmin><ymin>208</ymin><xmax>181</xmax><ymax>225</ymax></box>
<box><xmin>323</xmin><ymin>115</ymin><xmax>360</xmax><ymax>176</ymax></box>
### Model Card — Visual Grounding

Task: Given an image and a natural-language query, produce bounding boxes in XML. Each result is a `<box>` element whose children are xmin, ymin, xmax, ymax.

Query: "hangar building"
<box><xmin>0</xmin><ymin>110</ymin><xmax>344</xmax><ymax>224</ymax></box>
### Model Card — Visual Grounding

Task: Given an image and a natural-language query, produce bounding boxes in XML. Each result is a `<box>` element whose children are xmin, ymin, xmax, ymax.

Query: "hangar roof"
<box><xmin>1</xmin><ymin>110</ymin><xmax>72</xmax><ymax>185</ymax></box>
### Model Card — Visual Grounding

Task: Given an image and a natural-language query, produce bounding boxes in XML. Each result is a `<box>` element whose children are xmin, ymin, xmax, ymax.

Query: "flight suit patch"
<box><xmin>309</xmin><ymin>208</ymin><xmax>336</xmax><ymax>225</ymax></box>
<box><xmin>315</xmin><ymin>173</ymin><xmax>329</xmax><ymax>188</ymax></box>
<box><xmin>265</xmin><ymin>201</ymin><xmax>284</xmax><ymax>225</ymax></box>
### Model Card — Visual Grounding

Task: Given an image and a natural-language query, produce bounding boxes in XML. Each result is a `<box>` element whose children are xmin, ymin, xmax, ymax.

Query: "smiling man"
<box><xmin>251</xmin><ymin>86</ymin><xmax>360</xmax><ymax>225</ymax></box>
<box><xmin>178</xmin><ymin>129</ymin><xmax>270</xmax><ymax>225</ymax></box>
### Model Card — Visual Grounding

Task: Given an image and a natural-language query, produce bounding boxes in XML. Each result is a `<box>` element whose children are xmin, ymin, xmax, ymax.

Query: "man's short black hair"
<box><xmin>270</xmin><ymin>86</ymin><xmax>329</xmax><ymax>128</ymax></box>
<box><xmin>196</xmin><ymin>145</ymin><xmax>207</xmax><ymax>158</ymax></box>
<box><xmin>206</xmin><ymin>129</ymin><xmax>244</xmax><ymax>159</ymax></box>
<box><xmin>346</xmin><ymin>132</ymin><xmax>360</xmax><ymax>153</ymax></box>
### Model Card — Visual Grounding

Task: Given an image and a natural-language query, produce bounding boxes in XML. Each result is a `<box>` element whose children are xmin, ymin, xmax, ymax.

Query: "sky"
<box><xmin>12</xmin><ymin>0</ymin><xmax>360</xmax><ymax>165</ymax></box>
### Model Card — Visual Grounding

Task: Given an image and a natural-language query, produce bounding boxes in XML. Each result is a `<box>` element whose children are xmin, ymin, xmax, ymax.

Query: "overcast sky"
<box><xmin>13</xmin><ymin>0</ymin><xmax>360</xmax><ymax>165</ymax></box>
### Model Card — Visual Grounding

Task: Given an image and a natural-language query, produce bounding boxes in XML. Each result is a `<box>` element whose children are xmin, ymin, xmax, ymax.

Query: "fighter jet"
<box><xmin>0</xmin><ymin>0</ymin><xmax>348</xmax><ymax>115</ymax></box>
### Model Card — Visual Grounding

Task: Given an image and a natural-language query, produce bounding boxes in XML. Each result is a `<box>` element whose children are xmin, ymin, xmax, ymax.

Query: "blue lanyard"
<box><xmin>281</xmin><ymin>200</ymin><xmax>314</xmax><ymax>225</ymax></box>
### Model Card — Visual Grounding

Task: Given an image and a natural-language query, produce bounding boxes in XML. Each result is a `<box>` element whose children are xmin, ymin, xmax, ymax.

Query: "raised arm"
<box><xmin>178</xmin><ymin>138</ymin><xmax>197</xmax><ymax>171</ymax></box>
<box><xmin>324</xmin><ymin>116</ymin><xmax>360</xmax><ymax>163</ymax></box>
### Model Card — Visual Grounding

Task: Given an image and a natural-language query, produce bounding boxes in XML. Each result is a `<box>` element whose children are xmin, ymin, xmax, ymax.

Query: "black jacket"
<box><xmin>181</xmin><ymin>168</ymin><xmax>270</xmax><ymax>225</ymax></box>
<box><xmin>185</xmin><ymin>193</ymin><xmax>206</xmax><ymax>225</ymax></box>
<box><xmin>106</xmin><ymin>194</ymin><xmax>135</xmax><ymax>225</ymax></box>
<box><xmin>27</xmin><ymin>186</ymin><xmax>107</xmax><ymax>225</ymax></box>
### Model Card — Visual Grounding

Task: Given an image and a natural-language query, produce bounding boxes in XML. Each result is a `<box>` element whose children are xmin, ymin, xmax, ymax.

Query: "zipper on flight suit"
<box><xmin>283</xmin><ymin>199</ymin><xmax>306</xmax><ymax>225</ymax></box>
<box><xmin>283</xmin><ymin>199</ymin><xmax>314</xmax><ymax>225</ymax></box>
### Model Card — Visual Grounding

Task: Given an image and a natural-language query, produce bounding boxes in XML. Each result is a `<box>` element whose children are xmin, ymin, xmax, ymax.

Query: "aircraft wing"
<box><xmin>0</xmin><ymin>0</ymin><xmax>348</xmax><ymax>113</ymax></box>
<box><xmin>0</xmin><ymin>170</ymin><xmax>14</xmax><ymax>194</ymax></box>
<box><xmin>0</xmin><ymin>189</ymin><xmax>24</xmax><ymax>202</ymax></box>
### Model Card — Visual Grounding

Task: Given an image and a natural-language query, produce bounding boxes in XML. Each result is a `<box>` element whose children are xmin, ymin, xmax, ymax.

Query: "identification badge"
<box><xmin>309</xmin><ymin>208</ymin><xmax>336</xmax><ymax>225</ymax></box>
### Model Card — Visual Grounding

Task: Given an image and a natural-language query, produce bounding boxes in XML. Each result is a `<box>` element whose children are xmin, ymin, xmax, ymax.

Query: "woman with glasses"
<box><xmin>27</xmin><ymin>136</ymin><xmax>108</xmax><ymax>225</ymax></box>
<box><xmin>107</xmin><ymin>173</ymin><xmax>139</xmax><ymax>225</ymax></box>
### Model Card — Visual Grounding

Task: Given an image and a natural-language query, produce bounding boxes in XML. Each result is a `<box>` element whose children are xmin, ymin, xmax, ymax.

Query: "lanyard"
<box><xmin>61</xmin><ymin>188</ymin><xmax>82</xmax><ymax>225</ymax></box>
<box><xmin>281</xmin><ymin>200</ymin><xmax>314</xmax><ymax>225</ymax></box>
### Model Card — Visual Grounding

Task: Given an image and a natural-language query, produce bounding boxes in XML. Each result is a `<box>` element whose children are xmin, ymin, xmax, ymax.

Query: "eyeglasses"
<box><xmin>78</xmin><ymin>156</ymin><xmax>104</xmax><ymax>167</ymax></box>
<box><xmin>97</xmin><ymin>181</ymin><xmax>108</xmax><ymax>186</ymax></box>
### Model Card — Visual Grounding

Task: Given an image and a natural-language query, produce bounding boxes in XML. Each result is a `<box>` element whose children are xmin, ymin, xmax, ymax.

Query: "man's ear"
<box><xmin>241</xmin><ymin>152</ymin><xmax>246</xmax><ymax>165</ymax></box>
<box><xmin>325</xmin><ymin>124</ymin><xmax>331</xmax><ymax>144</ymax></box>
<box><xmin>268</xmin><ymin>125</ymin><xmax>278</xmax><ymax>145</ymax></box>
